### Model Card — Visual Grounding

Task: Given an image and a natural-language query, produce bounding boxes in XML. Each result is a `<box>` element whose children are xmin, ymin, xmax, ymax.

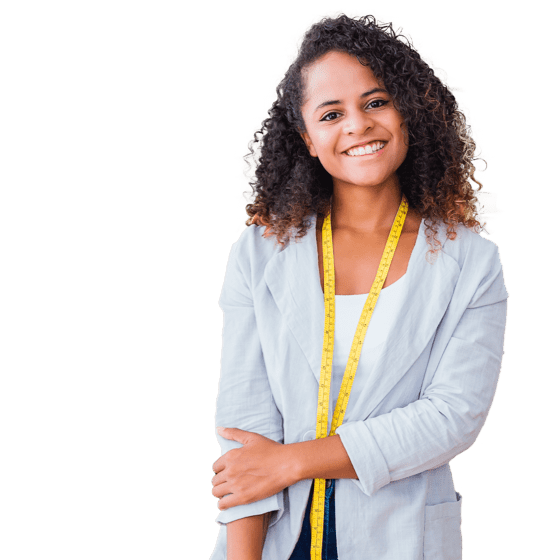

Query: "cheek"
<box><xmin>312</xmin><ymin>136</ymin><xmax>340</xmax><ymax>167</ymax></box>
<box><xmin>395</xmin><ymin>125</ymin><xmax>409</xmax><ymax>161</ymax></box>
<box><xmin>398</xmin><ymin>135</ymin><xmax>409</xmax><ymax>162</ymax></box>
<box><xmin>316</xmin><ymin>129</ymin><xmax>334</xmax><ymax>150</ymax></box>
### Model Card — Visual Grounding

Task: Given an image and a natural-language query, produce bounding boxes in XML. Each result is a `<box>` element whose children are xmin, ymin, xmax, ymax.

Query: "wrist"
<box><xmin>282</xmin><ymin>442</ymin><xmax>305</xmax><ymax>485</ymax></box>
<box><xmin>281</xmin><ymin>435</ymin><xmax>358</xmax><ymax>481</ymax></box>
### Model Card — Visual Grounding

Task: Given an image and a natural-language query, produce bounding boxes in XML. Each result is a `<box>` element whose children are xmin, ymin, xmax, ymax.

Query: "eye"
<box><xmin>367</xmin><ymin>99</ymin><xmax>389</xmax><ymax>109</ymax></box>
<box><xmin>320</xmin><ymin>111</ymin><xmax>341</xmax><ymax>122</ymax></box>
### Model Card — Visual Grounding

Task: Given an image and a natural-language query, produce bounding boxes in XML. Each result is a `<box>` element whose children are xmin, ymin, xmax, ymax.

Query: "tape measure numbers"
<box><xmin>310</xmin><ymin>194</ymin><xmax>409</xmax><ymax>560</ymax></box>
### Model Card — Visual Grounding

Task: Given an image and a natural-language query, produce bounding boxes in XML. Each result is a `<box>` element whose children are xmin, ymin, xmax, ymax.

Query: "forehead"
<box><xmin>301</xmin><ymin>51</ymin><xmax>382</xmax><ymax>106</ymax></box>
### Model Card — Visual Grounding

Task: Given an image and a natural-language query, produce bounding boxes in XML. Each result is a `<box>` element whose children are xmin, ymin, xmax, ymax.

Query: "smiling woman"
<box><xmin>243</xmin><ymin>15</ymin><xmax>482</xmax><ymax>259</ymax></box>
<box><xmin>299</xmin><ymin>50</ymin><xmax>421</xmax><ymax>296</ymax></box>
<box><xmin>210</xmin><ymin>14</ymin><xmax>508</xmax><ymax>560</ymax></box>
<box><xmin>299</xmin><ymin>51</ymin><xmax>409</xmax><ymax>198</ymax></box>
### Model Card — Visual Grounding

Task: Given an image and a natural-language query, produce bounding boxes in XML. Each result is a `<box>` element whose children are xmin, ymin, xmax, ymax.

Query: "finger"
<box><xmin>217</xmin><ymin>427</ymin><xmax>250</xmax><ymax>444</ymax></box>
<box><xmin>217</xmin><ymin>492</ymin><xmax>237</xmax><ymax>511</ymax></box>
<box><xmin>212</xmin><ymin>481</ymin><xmax>230</xmax><ymax>499</ymax></box>
<box><xmin>211</xmin><ymin>471</ymin><xmax>226</xmax><ymax>487</ymax></box>
<box><xmin>212</xmin><ymin>458</ymin><xmax>224</xmax><ymax>474</ymax></box>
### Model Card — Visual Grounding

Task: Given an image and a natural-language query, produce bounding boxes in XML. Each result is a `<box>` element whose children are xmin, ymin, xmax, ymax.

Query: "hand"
<box><xmin>212</xmin><ymin>427</ymin><xmax>297</xmax><ymax>511</ymax></box>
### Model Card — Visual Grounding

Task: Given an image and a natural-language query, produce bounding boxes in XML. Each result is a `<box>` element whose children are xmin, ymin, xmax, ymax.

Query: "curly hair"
<box><xmin>244</xmin><ymin>13</ymin><xmax>484</xmax><ymax>258</ymax></box>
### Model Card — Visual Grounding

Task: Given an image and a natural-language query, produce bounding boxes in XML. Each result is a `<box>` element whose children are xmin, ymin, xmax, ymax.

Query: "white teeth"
<box><xmin>346</xmin><ymin>141</ymin><xmax>385</xmax><ymax>157</ymax></box>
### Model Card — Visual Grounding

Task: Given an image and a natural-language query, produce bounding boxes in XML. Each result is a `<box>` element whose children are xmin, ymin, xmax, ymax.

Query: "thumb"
<box><xmin>216</xmin><ymin>427</ymin><xmax>251</xmax><ymax>444</ymax></box>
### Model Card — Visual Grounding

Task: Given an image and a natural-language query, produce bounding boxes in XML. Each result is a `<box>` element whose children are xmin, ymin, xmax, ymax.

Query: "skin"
<box><xmin>299</xmin><ymin>50</ymin><xmax>422</xmax><ymax>296</ymax></box>
<box><xmin>212</xmin><ymin>50</ymin><xmax>423</xmax><ymax>558</ymax></box>
<box><xmin>300</xmin><ymin>50</ymin><xmax>409</xmax><ymax>218</ymax></box>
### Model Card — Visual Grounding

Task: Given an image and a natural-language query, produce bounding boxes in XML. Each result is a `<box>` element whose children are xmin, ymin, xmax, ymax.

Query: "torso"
<box><xmin>316</xmin><ymin>208</ymin><xmax>423</xmax><ymax>295</ymax></box>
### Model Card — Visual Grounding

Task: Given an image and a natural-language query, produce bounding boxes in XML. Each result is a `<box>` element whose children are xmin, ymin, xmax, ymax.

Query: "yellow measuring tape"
<box><xmin>310</xmin><ymin>194</ymin><xmax>409</xmax><ymax>560</ymax></box>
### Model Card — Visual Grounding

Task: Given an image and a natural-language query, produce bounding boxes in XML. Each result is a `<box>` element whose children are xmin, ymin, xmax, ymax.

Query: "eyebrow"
<box><xmin>313</xmin><ymin>87</ymin><xmax>388</xmax><ymax>114</ymax></box>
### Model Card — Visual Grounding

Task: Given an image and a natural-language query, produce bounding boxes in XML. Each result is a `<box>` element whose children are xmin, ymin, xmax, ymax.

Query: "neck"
<box><xmin>330</xmin><ymin>181</ymin><xmax>403</xmax><ymax>234</ymax></box>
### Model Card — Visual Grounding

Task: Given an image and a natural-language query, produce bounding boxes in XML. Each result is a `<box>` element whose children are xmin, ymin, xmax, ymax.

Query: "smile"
<box><xmin>344</xmin><ymin>141</ymin><xmax>386</xmax><ymax>157</ymax></box>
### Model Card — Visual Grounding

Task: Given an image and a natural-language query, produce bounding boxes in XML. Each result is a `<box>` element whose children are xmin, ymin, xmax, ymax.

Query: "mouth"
<box><xmin>343</xmin><ymin>141</ymin><xmax>387</xmax><ymax>157</ymax></box>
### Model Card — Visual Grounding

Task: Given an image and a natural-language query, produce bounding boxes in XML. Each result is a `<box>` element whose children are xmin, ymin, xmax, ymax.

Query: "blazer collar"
<box><xmin>263</xmin><ymin>214</ymin><xmax>460</xmax><ymax>419</ymax></box>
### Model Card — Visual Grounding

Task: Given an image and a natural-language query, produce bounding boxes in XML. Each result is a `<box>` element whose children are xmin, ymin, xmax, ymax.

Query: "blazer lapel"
<box><xmin>349</xmin><ymin>221</ymin><xmax>460</xmax><ymax>419</ymax></box>
<box><xmin>263</xmin><ymin>214</ymin><xmax>461</xmax><ymax>417</ymax></box>
<box><xmin>263</xmin><ymin>214</ymin><xmax>325</xmax><ymax>385</ymax></box>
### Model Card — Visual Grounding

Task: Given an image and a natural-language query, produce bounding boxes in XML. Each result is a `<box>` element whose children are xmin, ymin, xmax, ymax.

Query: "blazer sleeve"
<box><xmin>214</xmin><ymin>237</ymin><xmax>285</xmax><ymax>525</ymax></box>
<box><xmin>335</xmin><ymin>242</ymin><xmax>508</xmax><ymax>497</ymax></box>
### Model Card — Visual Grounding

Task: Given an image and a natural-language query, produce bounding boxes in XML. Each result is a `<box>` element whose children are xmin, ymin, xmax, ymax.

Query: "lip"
<box><xmin>342</xmin><ymin>139</ymin><xmax>387</xmax><ymax>153</ymax></box>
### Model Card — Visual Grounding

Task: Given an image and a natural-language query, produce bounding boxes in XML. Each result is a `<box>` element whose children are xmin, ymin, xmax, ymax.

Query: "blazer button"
<box><xmin>301</xmin><ymin>430</ymin><xmax>315</xmax><ymax>442</ymax></box>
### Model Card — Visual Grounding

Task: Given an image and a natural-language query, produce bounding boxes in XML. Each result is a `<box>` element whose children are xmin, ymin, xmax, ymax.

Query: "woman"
<box><xmin>210</xmin><ymin>14</ymin><xmax>508</xmax><ymax>560</ymax></box>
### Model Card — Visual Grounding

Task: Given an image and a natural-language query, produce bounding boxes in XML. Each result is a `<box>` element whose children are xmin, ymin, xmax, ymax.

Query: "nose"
<box><xmin>342</xmin><ymin>108</ymin><xmax>373</xmax><ymax>135</ymax></box>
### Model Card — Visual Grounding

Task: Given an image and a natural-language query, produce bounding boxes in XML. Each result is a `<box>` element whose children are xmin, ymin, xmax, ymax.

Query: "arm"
<box><xmin>285</xmin><ymin>434</ymin><xmax>358</xmax><ymax>481</ymax></box>
<box><xmin>213</xmin><ymin>238</ymin><xmax>284</xmax><ymax>525</ymax></box>
<box><xmin>282</xmin><ymin>246</ymin><xmax>509</xmax><ymax>487</ymax></box>
<box><xmin>331</xmin><ymin>251</ymin><xmax>508</xmax><ymax>496</ymax></box>
<box><xmin>226</xmin><ymin>513</ymin><xmax>272</xmax><ymax>560</ymax></box>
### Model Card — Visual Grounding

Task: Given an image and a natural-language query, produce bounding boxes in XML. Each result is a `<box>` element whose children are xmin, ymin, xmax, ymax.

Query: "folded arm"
<box><xmin>280</xmin><ymin>245</ymin><xmax>509</xmax><ymax>494</ymax></box>
<box><xmin>333</xmin><ymin>264</ymin><xmax>508</xmax><ymax>496</ymax></box>
<box><xmin>213</xmin><ymin>239</ymin><xmax>284</xmax><ymax>526</ymax></box>
<box><xmin>278</xmin><ymin>285</ymin><xmax>507</xmax><ymax>494</ymax></box>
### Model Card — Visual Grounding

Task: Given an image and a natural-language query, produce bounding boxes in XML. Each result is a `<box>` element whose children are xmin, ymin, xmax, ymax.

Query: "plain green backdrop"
<box><xmin>0</xmin><ymin>1</ymin><xmax>555</xmax><ymax>559</ymax></box>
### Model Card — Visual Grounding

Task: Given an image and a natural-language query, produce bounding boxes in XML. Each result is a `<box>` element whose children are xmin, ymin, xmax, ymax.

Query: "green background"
<box><xmin>0</xmin><ymin>0</ymin><xmax>558</xmax><ymax>560</ymax></box>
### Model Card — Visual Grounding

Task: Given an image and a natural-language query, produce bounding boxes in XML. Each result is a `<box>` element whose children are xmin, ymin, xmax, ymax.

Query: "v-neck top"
<box><xmin>328</xmin><ymin>275</ymin><xmax>407</xmax><ymax>432</ymax></box>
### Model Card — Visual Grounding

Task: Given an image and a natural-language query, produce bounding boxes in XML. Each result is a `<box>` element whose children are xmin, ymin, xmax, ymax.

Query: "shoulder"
<box><xmin>225</xmin><ymin>221</ymin><xmax>306</xmax><ymax>288</ymax></box>
<box><xmin>232</xmin><ymin>223</ymin><xmax>290</xmax><ymax>268</ymax></box>
<box><xmin>438</xmin><ymin>222</ymin><xmax>503</xmax><ymax>272</ymax></box>
<box><xmin>220</xmin><ymin>221</ymin><xmax>312</xmax><ymax>308</ymax></box>
<box><xmin>435</xmin><ymin>221</ymin><xmax>508</xmax><ymax>306</ymax></box>
<box><xmin>232</xmin><ymin>215</ymin><xmax>315</xmax><ymax>266</ymax></box>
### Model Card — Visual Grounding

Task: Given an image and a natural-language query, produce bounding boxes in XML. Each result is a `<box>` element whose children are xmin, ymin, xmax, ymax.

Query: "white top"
<box><xmin>328</xmin><ymin>274</ymin><xmax>407</xmax><ymax>432</ymax></box>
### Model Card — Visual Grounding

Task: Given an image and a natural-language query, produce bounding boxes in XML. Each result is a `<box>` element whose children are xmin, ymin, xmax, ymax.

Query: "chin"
<box><xmin>344</xmin><ymin>174</ymin><xmax>392</xmax><ymax>188</ymax></box>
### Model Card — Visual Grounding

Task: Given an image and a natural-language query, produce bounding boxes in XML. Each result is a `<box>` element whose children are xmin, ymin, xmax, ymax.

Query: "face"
<box><xmin>299</xmin><ymin>50</ymin><xmax>408</xmax><ymax>192</ymax></box>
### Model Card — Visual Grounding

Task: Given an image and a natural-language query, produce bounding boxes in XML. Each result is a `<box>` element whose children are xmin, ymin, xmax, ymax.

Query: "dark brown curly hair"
<box><xmin>244</xmin><ymin>14</ymin><xmax>484</xmax><ymax>257</ymax></box>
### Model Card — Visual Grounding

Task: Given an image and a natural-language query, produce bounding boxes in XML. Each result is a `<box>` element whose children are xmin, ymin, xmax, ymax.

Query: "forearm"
<box><xmin>287</xmin><ymin>434</ymin><xmax>358</xmax><ymax>482</ymax></box>
<box><xmin>226</xmin><ymin>512</ymin><xmax>271</xmax><ymax>560</ymax></box>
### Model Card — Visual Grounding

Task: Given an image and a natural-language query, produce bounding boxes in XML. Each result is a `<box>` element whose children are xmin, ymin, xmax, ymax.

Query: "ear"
<box><xmin>300</xmin><ymin>130</ymin><xmax>318</xmax><ymax>158</ymax></box>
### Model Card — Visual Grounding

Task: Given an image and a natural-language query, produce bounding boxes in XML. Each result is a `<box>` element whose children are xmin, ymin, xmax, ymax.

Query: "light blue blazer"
<box><xmin>210</xmin><ymin>214</ymin><xmax>508</xmax><ymax>560</ymax></box>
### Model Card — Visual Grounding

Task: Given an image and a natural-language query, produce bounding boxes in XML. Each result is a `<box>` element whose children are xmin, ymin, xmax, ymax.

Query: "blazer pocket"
<box><xmin>423</xmin><ymin>491</ymin><xmax>462</xmax><ymax>560</ymax></box>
